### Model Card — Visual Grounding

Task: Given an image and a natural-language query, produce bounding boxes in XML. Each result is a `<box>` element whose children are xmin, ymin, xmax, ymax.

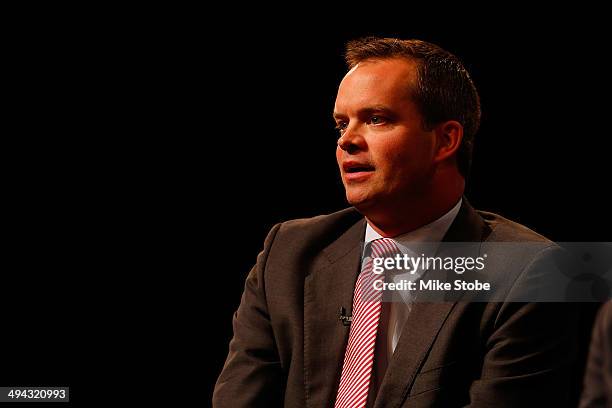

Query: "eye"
<box><xmin>335</xmin><ymin>121</ymin><xmax>348</xmax><ymax>134</ymax></box>
<box><xmin>369</xmin><ymin>115</ymin><xmax>387</xmax><ymax>125</ymax></box>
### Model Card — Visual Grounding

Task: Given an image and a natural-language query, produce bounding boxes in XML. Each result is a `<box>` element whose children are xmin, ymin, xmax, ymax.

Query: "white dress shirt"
<box><xmin>362</xmin><ymin>199</ymin><xmax>462</xmax><ymax>361</ymax></box>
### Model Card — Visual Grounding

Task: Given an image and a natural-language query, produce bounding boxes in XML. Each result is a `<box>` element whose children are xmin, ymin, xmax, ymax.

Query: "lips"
<box><xmin>342</xmin><ymin>161</ymin><xmax>375</xmax><ymax>173</ymax></box>
<box><xmin>342</xmin><ymin>161</ymin><xmax>375</xmax><ymax>181</ymax></box>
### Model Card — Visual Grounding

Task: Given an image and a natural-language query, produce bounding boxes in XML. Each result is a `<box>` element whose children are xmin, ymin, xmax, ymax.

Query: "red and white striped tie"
<box><xmin>335</xmin><ymin>238</ymin><xmax>399</xmax><ymax>408</ymax></box>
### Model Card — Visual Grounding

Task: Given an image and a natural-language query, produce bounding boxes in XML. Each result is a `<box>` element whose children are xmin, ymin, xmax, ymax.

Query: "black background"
<box><xmin>4</xmin><ymin>6</ymin><xmax>610</xmax><ymax>405</ymax></box>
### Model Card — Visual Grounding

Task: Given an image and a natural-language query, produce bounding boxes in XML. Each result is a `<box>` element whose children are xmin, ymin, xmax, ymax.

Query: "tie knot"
<box><xmin>370</xmin><ymin>238</ymin><xmax>400</xmax><ymax>259</ymax></box>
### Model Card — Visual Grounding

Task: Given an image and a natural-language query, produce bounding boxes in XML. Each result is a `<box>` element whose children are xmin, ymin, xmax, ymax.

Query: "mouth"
<box><xmin>345</xmin><ymin>165</ymin><xmax>374</xmax><ymax>173</ymax></box>
<box><xmin>342</xmin><ymin>162</ymin><xmax>375</xmax><ymax>181</ymax></box>
<box><xmin>343</xmin><ymin>161</ymin><xmax>375</xmax><ymax>173</ymax></box>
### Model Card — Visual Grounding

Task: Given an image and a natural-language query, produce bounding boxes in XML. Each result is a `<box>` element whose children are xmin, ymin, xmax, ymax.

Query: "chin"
<box><xmin>346</xmin><ymin>193</ymin><xmax>377</xmax><ymax>212</ymax></box>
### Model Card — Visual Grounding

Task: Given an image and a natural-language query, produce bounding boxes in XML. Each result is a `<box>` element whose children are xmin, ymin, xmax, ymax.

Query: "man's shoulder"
<box><xmin>276</xmin><ymin>207</ymin><xmax>363</xmax><ymax>239</ymax></box>
<box><xmin>476</xmin><ymin>209</ymin><xmax>553</xmax><ymax>244</ymax></box>
<box><xmin>262</xmin><ymin>208</ymin><xmax>364</xmax><ymax>269</ymax></box>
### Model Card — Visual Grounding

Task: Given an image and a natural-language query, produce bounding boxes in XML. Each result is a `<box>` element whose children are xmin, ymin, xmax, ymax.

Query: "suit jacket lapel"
<box><xmin>303</xmin><ymin>217</ymin><xmax>366</xmax><ymax>408</ymax></box>
<box><xmin>372</xmin><ymin>302</ymin><xmax>458</xmax><ymax>407</ymax></box>
<box><xmin>373</xmin><ymin>198</ymin><xmax>488</xmax><ymax>407</ymax></box>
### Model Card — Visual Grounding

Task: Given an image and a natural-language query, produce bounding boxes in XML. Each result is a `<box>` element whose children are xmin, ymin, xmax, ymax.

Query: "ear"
<box><xmin>433</xmin><ymin>120</ymin><xmax>463</xmax><ymax>163</ymax></box>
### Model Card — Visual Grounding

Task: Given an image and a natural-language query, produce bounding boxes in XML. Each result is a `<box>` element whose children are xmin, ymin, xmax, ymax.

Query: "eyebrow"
<box><xmin>333</xmin><ymin>105</ymin><xmax>395</xmax><ymax>119</ymax></box>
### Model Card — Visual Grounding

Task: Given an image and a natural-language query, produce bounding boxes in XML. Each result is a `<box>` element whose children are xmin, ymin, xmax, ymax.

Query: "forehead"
<box><xmin>335</xmin><ymin>58</ymin><xmax>418</xmax><ymax>112</ymax></box>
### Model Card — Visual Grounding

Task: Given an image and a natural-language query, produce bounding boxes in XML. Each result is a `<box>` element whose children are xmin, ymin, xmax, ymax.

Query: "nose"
<box><xmin>337</xmin><ymin>126</ymin><xmax>364</xmax><ymax>155</ymax></box>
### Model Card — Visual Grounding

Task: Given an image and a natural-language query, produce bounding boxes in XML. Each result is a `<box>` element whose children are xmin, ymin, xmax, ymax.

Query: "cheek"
<box><xmin>370</xmin><ymin>138</ymin><xmax>408</xmax><ymax>169</ymax></box>
<box><xmin>374</xmin><ymin>135</ymin><xmax>432</xmax><ymax>175</ymax></box>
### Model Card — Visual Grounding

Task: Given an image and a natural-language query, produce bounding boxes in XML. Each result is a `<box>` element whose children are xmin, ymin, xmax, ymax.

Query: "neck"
<box><xmin>363</xmin><ymin>178</ymin><xmax>464</xmax><ymax>238</ymax></box>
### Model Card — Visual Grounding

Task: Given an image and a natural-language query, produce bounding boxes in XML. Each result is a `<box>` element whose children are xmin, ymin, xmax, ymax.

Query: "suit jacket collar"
<box><xmin>443</xmin><ymin>197</ymin><xmax>488</xmax><ymax>243</ymax></box>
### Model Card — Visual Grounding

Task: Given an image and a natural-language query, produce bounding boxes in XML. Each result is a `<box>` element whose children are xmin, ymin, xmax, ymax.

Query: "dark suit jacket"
<box><xmin>580</xmin><ymin>301</ymin><xmax>612</xmax><ymax>408</ymax></box>
<box><xmin>213</xmin><ymin>200</ymin><xmax>582</xmax><ymax>407</ymax></box>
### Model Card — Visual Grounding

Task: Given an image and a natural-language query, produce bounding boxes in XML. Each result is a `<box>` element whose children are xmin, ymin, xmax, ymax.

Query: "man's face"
<box><xmin>334</xmin><ymin>58</ymin><xmax>437</xmax><ymax>211</ymax></box>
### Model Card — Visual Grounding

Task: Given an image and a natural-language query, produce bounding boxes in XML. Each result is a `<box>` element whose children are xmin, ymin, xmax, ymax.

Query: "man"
<box><xmin>580</xmin><ymin>301</ymin><xmax>612</xmax><ymax>407</ymax></box>
<box><xmin>213</xmin><ymin>37</ymin><xmax>581</xmax><ymax>407</ymax></box>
